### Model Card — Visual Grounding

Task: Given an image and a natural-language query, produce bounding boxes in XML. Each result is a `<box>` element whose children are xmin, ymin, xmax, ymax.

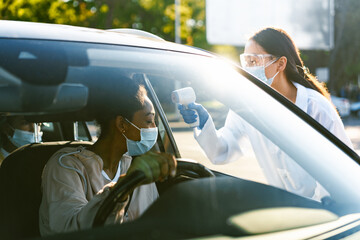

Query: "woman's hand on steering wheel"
<box><xmin>128</xmin><ymin>151</ymin><xmax>177</xmax><ymax>185</ymax></box>
<box><xmin>93</xmin><ymin>151</ymin><xmax>176</xmax><ymax>227</ymax></box>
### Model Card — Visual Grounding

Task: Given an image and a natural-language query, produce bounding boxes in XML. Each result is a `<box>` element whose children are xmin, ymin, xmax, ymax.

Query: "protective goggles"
<box><xmin>240</xmin><ymin>53</ymin><xmax>278</xmax><ymax>68</ymax></box>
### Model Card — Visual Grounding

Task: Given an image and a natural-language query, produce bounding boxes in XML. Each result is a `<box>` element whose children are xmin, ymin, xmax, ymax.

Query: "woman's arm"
<box><xmin>39</xmin><ymin>150</ymin><xmax>176</xmax><ymax>236</ymax></box>
<box><xmin>39</xmin><ymin>152</ymin><xmax>126</xmax><ymax>236</ymax></box>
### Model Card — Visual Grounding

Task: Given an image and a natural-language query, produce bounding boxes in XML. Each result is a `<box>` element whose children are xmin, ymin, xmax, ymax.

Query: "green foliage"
<box><xmin>0</xmin><ymin>0</ymin><xmax>209</xmax><ymax>50</ymax></box>
<box><xmin>84</xmin><ymin>0</ymin><xmax>207</xmax><ymax>48</ymax></box>
<box><xmin>1</xmin><ymin>0</ymin><xmax>210</xmax><ymax>49</ymax></box>
<box><xmin>0</xmin><ymin>0</ymin><xmax>95</xmax><ymax>25</ymax></box>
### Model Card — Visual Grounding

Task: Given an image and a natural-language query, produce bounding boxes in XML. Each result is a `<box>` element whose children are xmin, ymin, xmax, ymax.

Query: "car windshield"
<box><xmin>2</xmin><ymin>38</ymin><xmax>360</xmax><ymax>216</ymax></box>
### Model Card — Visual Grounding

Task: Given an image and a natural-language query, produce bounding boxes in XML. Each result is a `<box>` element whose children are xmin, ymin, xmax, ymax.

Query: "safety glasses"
<box><xmin>240</xmin><ymin>53</ymin><xmax>277</xmax><ymax>68</ymax></box>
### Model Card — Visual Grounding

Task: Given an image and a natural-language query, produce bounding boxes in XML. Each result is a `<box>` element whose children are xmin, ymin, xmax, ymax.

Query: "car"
<box><xmin>0</xmin><ymin>20</ymin><xmax>360</xmax><ymax>240</ymax></box>
<box><xmin>331</xmin><ymin>96</ymin><xmax>351</xmax><ymax>118</ymax></box>
<box><xmin>350</xmin><ymin>101</ymin><xmax>360</xmax><ymax>117</ymax></box>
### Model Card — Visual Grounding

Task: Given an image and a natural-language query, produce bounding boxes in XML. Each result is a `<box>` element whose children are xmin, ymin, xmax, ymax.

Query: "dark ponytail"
<box><xmin>251</xmin><ymin>28</ymin><xmax>330</xmax><ymax>100</ymax></box>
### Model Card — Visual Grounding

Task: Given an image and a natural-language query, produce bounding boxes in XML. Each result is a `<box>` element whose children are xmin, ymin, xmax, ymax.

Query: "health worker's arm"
<box><xmin>308</xmin><ymin>100</ymin><xmax>353</xmax><ymax>149</ymax></box>
<box><xmin>194</xmin><ymin>110</ymin><xmax>248</xmax><ymax>164</ymax></box>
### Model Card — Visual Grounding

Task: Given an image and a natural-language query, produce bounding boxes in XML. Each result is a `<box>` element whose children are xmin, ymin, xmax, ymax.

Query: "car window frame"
<box><xmin>140</xmin><ymin>74</ymin><xmax>181</xmax><ymax>158</ymax></box>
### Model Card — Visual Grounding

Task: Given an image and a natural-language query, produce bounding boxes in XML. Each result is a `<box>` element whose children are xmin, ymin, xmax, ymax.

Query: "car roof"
<box><xmin>0</xmin><ymin>20</ymin><xmax>212</xmax><ymax>57</ymax></box>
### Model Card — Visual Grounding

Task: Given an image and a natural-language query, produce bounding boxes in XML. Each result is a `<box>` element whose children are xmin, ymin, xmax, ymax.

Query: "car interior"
<box><xmin>0</xmin><ymin>70</ymin><xmax>219</xmax><ymax>239</ymax></box>
<box><xmin>0</xmin><ymin>79</ymin><xmax>339</xmax><ymax>240</ymax></box>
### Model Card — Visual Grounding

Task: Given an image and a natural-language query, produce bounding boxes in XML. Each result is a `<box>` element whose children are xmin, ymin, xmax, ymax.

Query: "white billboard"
<box><xmin>206</xmin><ymin>0</ymin><xmax>334</xmax><ymax>50</ymax></box>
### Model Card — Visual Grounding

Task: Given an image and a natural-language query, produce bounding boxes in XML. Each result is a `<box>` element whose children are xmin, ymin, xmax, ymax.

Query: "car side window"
<box><xmin>77</xmin><ymin>122</ymin><xmax>92</xmax><ymax>141</ymax></box>
<box><xmin>41</xmin><ymin>122</ymin><xmax>63</xmax><ymax>141</ymax></box>
<box><xmin>145</xmin><ymin>72</ymin><xmax>269</xmax><ymax>184</ymax></box>
<box><xmin>85</xmin><ymin>121</ymin><xmax>98</xmax><ymax>142</ymax></box>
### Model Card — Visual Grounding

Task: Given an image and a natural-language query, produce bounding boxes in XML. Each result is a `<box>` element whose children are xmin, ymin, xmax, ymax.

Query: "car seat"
<box><xmin>0</xmin><ymin>141</ymin><xmax>92</xmax><ymax>239</ymax></box>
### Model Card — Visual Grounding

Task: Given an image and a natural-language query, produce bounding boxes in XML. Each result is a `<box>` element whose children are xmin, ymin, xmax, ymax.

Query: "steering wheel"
<box><xmin>93</xmin><ymin>159</ymin><xmax>214</xmax><ymax>227</ymax></box>
<box><xmin>92</xmin><ymin>170</ymin><xmax>146</xmax><ymax>228</ymax></box>
<box><xmin>156</xmin><ymin>159</ymin><xmax>215</xmax><ymax>194</ymax></box>
<box><xmin>175</xmin><ymin>159</ymin><xmax>215</xmax><ymax>179</ymax></box>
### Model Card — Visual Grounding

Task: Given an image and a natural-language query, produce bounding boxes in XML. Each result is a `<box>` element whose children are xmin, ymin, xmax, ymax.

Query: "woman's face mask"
<box><xmin>9</xmin><ymin>128</ymin><xmax>43</xmax><ymax>148</ymax></box>
<box><xmin>240</xmin><ymin>53</ymin><xmax>279</xmax><ymax>85</ymax></box>
<box><xmin>122</xmin><ymin>119</ymin><xmax>158</xmax><ymax>156</ymax></box>
<box><xmin>244</xmin><ymin>58</ymin><xmax>279</xmax><ymax>85</ymax></box>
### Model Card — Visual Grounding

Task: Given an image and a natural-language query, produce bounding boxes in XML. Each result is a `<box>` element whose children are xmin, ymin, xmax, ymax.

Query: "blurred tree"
<box><xmin>329</xmin><ymin>0</ymin><xmax>360</xmax><ymax>93</ymax></box>
<box><xmin>86</xmin><ymin>0</ymin><xmax>208</xmax><ymax>48</ymax></box>
<box><xmin>0</xmin><ymin>0</ymin><xmax>209</xmax><ymax>48</ymax></box>
<box><xmin>0</xmin><ymin>0</ymin><xmax>94</xmax><ymax>25</ymax></box>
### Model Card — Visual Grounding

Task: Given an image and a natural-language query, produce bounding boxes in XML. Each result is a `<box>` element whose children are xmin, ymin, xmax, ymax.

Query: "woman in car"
<box><xmin>178</xmin><ymin>27</ymin><xmax>352</xmax><ymax>201</ymax></box>
<box><xmin>39</xmin><ymin>77</ymin><xmax>176</xmax><ymax>236</ymax></box>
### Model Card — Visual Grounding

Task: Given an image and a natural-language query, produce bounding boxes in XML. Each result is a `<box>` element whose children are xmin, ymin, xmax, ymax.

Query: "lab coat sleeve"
<box><xmin>194</xmin><ymin>110</ymin><xmax>247</xmax><ymax>164</ymax></box>
<box><xmin>278</xmin><ymin>159</ymin><xmax>330</xmax><ymax>201</ymax></box>
<box><xmin>312</xmin><ymin>105</ymin><xmax>353</xmax><ymax>149</ymax></box>
<box><xmin>39</xmin><ymin>153</ymin><xmax>127</xmax><ymax>236</ymax></box>
<box><xmin>327</xmin><ymin>117</ymin><xmax>353</xmax><ymax>149</ymax></box>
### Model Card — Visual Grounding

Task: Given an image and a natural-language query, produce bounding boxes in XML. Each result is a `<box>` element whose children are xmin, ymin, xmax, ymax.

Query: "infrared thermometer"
<box><xmin>171</xmin><ymin>87</ymin><xmax>199</xmax><ymax>128</ymax></box>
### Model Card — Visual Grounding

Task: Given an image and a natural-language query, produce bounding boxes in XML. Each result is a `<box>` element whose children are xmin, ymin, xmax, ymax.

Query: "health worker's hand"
<box><xmin>178</xmin><ymin>103</ymin><xmax>209</xmax><ymax>129</ymax></box>
<box><xmin>127</xmin><ymin>151</ymin><xmax>177</xmax><ymax>184</ymax></box>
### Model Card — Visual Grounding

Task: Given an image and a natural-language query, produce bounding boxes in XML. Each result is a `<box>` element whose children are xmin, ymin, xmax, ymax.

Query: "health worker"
<box><xmin>178</xmin><ymin>27</ymin><xmax>353</xmax><ymax>201</ymax></box>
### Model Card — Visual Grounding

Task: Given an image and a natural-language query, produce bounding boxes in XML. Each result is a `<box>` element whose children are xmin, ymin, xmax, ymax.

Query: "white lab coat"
<box><xmin>194</xmin><ymin>83</ymin><xmax>353</xmax><ymax>200</ymax></box>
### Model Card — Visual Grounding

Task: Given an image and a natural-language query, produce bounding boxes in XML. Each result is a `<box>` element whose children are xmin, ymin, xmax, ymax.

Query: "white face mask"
<box><xmin>122</xmin><ymin>119</ymin><xmax>158</xmax><ymax>156</ymax></box>
<box><xmin>244</xmin><ymin>58</ymin><xmax>279</xmax><ymax>85</ymax></box>
<box><xmin>8</xmin><ymin>129</ymin><xmax>43</xmax><ymax>148</ymax></box>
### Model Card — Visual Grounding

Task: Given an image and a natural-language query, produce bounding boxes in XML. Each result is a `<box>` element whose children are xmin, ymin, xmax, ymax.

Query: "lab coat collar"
<box><xmin>294</xmin><ymin>82</ymin><xmax>308</xmax><ymax>112</ymax></box>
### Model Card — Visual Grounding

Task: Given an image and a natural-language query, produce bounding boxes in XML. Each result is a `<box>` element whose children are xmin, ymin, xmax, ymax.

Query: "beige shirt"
<box><xmin>39</xmin><ymin>146</ymin><xmax>158</xmax><ymax>236</ymax></box>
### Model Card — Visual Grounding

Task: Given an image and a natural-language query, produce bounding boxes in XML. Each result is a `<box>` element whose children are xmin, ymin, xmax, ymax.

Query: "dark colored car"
<box><xmin>1</xmin><ymin>20</ymin><xmax>360</xmax><ymax>240</ymax></box>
